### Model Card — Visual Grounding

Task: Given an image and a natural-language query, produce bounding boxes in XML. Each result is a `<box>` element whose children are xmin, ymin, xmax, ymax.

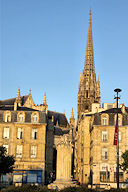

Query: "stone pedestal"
<box><xmin>48</xmin><ymin>135</ymin><xmax>75</xmax><ymax>190</ymax></box>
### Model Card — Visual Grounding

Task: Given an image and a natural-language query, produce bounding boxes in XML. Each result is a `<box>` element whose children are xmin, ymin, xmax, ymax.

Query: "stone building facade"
<box><xmin>75</xmin><ymin>11</ymin><xmax>128</xmax><ymax>188</ymax></box>
<box><xmin>0</xmin><ymin>89</ymin><xmax>75</xmax><ymax>185</ymax></box>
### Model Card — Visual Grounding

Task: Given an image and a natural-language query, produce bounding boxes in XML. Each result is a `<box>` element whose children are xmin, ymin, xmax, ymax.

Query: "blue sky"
<box><xmin>0</xmin><ymin>0</ymin><xmax>128</xmax><ymax>121</ymax></box>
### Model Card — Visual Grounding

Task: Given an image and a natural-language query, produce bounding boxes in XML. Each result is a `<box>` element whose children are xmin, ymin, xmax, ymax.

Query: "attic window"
<box><xmin>33</xmin><ymin>114</ymin><xmax>38</xmax><ymax>123</ymax></box>
<box><xmin>19</xmin><ymin>114</ymin><xmax>24</xmax><ymax>122</ymax></box>
<box><xmin>31</xmin><ymin>112</ymin><xmax>39</xmax><ymax>123</ymax></box>
<box><xmin>102</xmin><ymin>117</ymin><xmax>107</xmax><ymax>125</ymax></box>
<box><xmin>17</xmin><ymin>112</ymin><xmax>25</xmax><ymax>123</ymax></box>
<box><xmin>5</xmin><ymin>113</ymin><xmax>11</xmax><ymax>122</ymax></box>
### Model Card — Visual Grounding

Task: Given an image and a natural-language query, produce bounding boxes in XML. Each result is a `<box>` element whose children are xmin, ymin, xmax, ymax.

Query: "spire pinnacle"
<box><xmin>15</xmin><ymin>88</ymin><xmax>21</xmax><ymax>107</ymax></box>
<box><xmin>79</xmin><ymin>73</ymin><xmax>82</xmax><ymax>90</ymax></box>
<box><xmin>77</xmin><ymin>11</ymin><xmax>101</xmax><ymax>123</ymax></box>
<box><xmin>17</xmin><ymin>88</ymin><xmax>21</xmax><ymax>98</ymax></box>
<box><xmin>29</xmin><ymin>88</ymin><xmax>31</xmax><ymax>95</ymax></box>
<box><xmin>97</xmin><ymin>72</ymin><xmax>99</xmax><ymax>83</ymax></box>
<box><xmin>43</xmin><ymin>93</ymin><xmax>47</xmax><ymax>105</ymax></box>
<box><xmin>70</xmin><ymin>108</ymin><xmax>74</xmax><ymax>119</ymax></box>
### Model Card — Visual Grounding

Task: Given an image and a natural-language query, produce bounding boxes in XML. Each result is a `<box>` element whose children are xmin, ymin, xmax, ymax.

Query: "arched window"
<box><xmin>4</xmin><ymin>112</ymin><xmax>11</xmax><ymax>122</ymax></box>
<box><xmin>18</xmin><ymin>114</ymin><xmax>24</xmax><ymax>123</ymax></box>
<box><xmin>33</xmin><ymin>114</ymin><xmax>38</xmax><ymax>123</ymax></box>
<box><xmin>31</xmin><ymin>112</ymin><xmax>39</xmax><ymax>123</ymax></box>
<box><xmin>102</xmin><ymin>117</ymin><xmax>107</xmax><ymax>125</ymax></box>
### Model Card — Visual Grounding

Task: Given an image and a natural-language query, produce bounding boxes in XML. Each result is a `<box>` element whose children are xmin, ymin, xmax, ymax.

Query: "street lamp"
<box><xmin>114</xmin><ymin>88</ymin><xmax>122</xmax><ymax>189</ymax></box>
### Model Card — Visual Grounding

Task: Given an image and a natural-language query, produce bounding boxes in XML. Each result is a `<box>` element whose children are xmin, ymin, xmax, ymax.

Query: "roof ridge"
<box><xmin>48</xmin><ymin>110</ymin><xmax>65</xmax><ymax>115</ymax></box>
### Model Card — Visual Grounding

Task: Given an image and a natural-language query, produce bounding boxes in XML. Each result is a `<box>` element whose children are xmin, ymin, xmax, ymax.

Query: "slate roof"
<box><xmin>54</xmin><ymin>127</ymin><xmax>69</xmax><ymax>136</ymax></box>
<box><xmin>0</xmin><ymin>105</ymin><xmax>38</xmax><ymax>111</ymax></box>
<box><xmin>100</xmin><ymin>108</ymin><xmax>122</xmax><ymax>114</ymax></box>
<box><xmin>0</xmin><ymin>95</ymin><xmax>29</xmax><ymax>106</ymax></box>
<box><xmin>48</xmin><ymin>110</ymin><xmax>68</xmax><ymax>127</ymax></box>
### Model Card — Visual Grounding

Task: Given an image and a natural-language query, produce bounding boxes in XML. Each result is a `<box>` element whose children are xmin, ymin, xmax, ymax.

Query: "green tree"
<box><xmin>0</xmin><ymin>146</ymin><xmax>15</xmax><ymax>182</ymax></box>
<box><xmin>120</xmin><ymin>150</ymin><xmax>128</xmax><ymax>172</ymax></box>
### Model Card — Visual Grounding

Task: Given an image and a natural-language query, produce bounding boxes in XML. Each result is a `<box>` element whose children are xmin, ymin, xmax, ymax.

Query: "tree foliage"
<box><xmin>0</xmin><ymin>146</ymin><xmax>15</xmax><ymax>176</ymax></box>
<box><xmin>120</xmin><ymin>150</ymin><xmax>128</xmax><ymax>172</ymax></box>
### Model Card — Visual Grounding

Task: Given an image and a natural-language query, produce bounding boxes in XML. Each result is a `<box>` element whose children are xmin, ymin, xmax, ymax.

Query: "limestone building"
<box><xmin>0</xmin><ymin>89</ymin><xmax>75</xmax><ymax>185</ymax></box>
<box><xmin>75</xmin><ymin>11</ymin><xmax>128</xmax><ymax>187</ymax></box>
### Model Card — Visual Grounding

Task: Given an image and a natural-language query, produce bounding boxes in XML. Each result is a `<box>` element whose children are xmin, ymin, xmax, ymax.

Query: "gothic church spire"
<box><xmin>77</xmin><ymin>11</ymin><xmax>101</xmax><ymax>124</ymax></box>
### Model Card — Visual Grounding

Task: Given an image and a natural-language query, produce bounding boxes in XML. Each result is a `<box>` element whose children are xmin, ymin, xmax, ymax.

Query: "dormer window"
<box><xmin>17</xmin><ymin>112</ymin><xmax>25</xmax><ymax>123</ymax></box>
<box><xmin>33</xmin><ymin>114</ymin><xmax>38</xmax><ymax>123</ymax></box>
<box><xmin>31</xmin><ymin>112</ymin><xmax>39</xmax><ymax>123</ymax></box>
<box><xmin>101</xmin><ymin>114</ymin><xmax>109</xmax><ymax>125</ymax></box>
<box><xmin>115</xmin><ymin>114</ymin><xmax>122</xmax><ymax>126</ymax></box>
<box><xmin>4</xmin><ymin>111</ymin><xmax>11</xmax><ymax>122</ymax></box>
<box><xmin>102</xmin><ymin>117</ymin><xmax>107</xmax><ymax>125</ymax></box>
<box><xmin>19</xmin><ymin>114</ymin><xmax>23</xmax><ymax>122</ymax></box>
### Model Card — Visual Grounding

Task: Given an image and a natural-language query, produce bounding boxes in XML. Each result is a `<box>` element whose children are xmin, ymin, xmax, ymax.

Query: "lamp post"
<box><xmin>114</xmin><ymin>88</ymin><xmax>122</xmax><ymax>189</ymax></box>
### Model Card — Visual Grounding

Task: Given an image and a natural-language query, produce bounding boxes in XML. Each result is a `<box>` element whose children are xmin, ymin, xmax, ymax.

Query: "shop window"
<box><xmin>114</xmin><ymin>172</ymin><xmax>123</xmax><ymax>182</ymax></box>
<box><xmin>100</xmin><ymin>171</ymin><xmax>110</xmax><ymax>182</ymax></box>
<box><xmin>3</xmin><ymin>128</ymin><xmax>9</xmax><ymax>139</ymax></box>
<box><xmin>3</xmin><ymin>145</ymin><xmax>8</xmax><ymax>154</ymax></box>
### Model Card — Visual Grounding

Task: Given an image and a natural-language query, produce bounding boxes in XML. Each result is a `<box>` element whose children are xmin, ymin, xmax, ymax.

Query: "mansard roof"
<box><xmin>0</xmin><ymin>95</ymin><xmax>29</xmax><ymax>106</ymax></box>
<box><xmin>48</xmin><ymin>110</ymin><xmax>68</xmax><ymax>127</ymax></box>
<box><xmin>100</xmin><ymin>108</ymin><xmax>122</xmax><ymax>114</ymax></box>
<box><xmin>0</xmin><ymin>105</ymin><xmax>38</xmax><ymax>111</ymax></box>
<box><xmin>54</xmin><ymin>127</ymin><xmax>69</xmax><ymax>136</ymax></box>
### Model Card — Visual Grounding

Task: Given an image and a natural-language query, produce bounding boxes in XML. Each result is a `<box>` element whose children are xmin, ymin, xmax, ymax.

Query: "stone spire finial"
<box><xmin>43</xmin><ymin>93</ymin><xmax>47</xmax><ymax>105</ymax></box>
<box><xmin>78</xmin><ymin>73</ymin><xmax>81</xmax><ymax>91</ymax></box>
<box><xmin>96</xmin><ymin>72</ymin><xmax>101</xmax><ymax>105</ymax></box>
<box><xmin>14</xmin><ymin>88</ymin><xmax>21</xmax><ymax>110</ymax></box>
<box><xmin>70</xmin><ymin>108</ymin><xmax>74</xmax><ymax>119</ymax></box>
<box><xmin>29</xmin><ymin>88</ymin><xmax>31</xmax><ymax>95</ymax></box>
<box><xmin>17</xmin><ymin>88</ymin><xmax>21</xmax><ymax>98</ymax></box>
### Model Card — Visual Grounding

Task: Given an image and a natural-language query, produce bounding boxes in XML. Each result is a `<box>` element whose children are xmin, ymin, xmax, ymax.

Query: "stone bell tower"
<box><xmin>77</xmin><ymin>11</ymin><xmax>101</xmax><ymax>124</ymax></box>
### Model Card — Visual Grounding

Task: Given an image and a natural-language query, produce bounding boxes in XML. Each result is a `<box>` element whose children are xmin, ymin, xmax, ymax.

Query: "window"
<box><xmin>33</xmin><ymin>114</ymin><xmax>38</xmax><ymax>123</ymax></box>
<box><xmin>3</xmin><ymin>145</ymin><xmax>8</xmax><ymax>154</ymax></box>
<box><xmin>102</xmin><ymin>117</ymin><xmax>107</xmax><ymax>125</ymax></box>
<box><xmin>16</xmin><ymin>145</ymin><xmax>22</xmax><ymax>158</ymax></box>
<box><xmin>17</xmin><ymin>128</ymin><xmax>23</xmax><ymax>139</ymax></box>
<box><xmin>18</xmin><ymin>114</ymin><xmax>24</xmax><ymax>122</ymax></box>
<box><xmin>30</xmin><ymin>146</ymin><xmax>37</xmax><ymax>158</ymax></box>
<box><xmin>100</xmin><ymin>171</ymin><xmax>110</xmax><ymax>182</ymax></box>
<box><xmin>119</xmin><ymin>131</ymin><xmax>121</xmax><ymax>142</ymax></box>
<box><xmin>116</xmin><ymin>149</ymin><xmax>122</xmax><ymax>160</ymax></box>
<box><xmin>102</xmin><ymin>148</ymin><xmax>108</xmax><ymax>160</ymax></box>
<box><xmin>114</xmin><ymin>172</ymin><xmax>123</xmax><ymax>182</ymax></box>
<box><xmin>5</xmin><ymin>113</ymin><xmax>11</xmax><ymax>122</ymax></box>
<box><xmin>118</xmin><ymin>117</ymin><xmax>121</xmax><ymax>126</ymax></box>
<box><xmin>119</xmin><ymin>149</ymin><xmax>122</xmax><ymax>160</ymax></box>
<box><xmin>3</xmin><ymin>128</ymin><xmax>9</xmax><ymax>139</ymax></box>
<box><xmin>102</xmin><ymin>131</ymin><xmax>107</xmax><ymax>142</ymax></box>
<box><xmin>32</xmin><ymin>129</ymin><xmax>37</xmax><ymax>139</ymax></box>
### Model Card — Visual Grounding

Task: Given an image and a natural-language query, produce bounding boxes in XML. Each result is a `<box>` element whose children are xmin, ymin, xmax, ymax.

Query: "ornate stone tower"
<box><xmin>77</xmin><ymin>11</ymin><xmax>100</xmax><ymax>124</ymax></box>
